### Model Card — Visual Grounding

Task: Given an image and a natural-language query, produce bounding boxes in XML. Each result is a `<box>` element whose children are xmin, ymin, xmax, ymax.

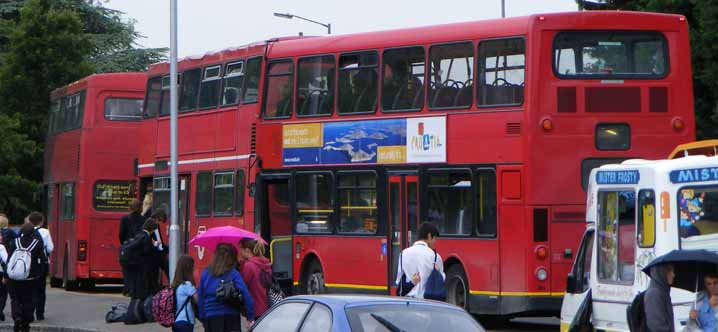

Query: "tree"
<box><xmin>0</xmin><ymin>114</ymin><xmax>37</xmax><ymax>222</ymax></box>
<box><xmin>576</xmin><ymin>0</ymin><xmax>718</xmax><ymax>139</ymax></box>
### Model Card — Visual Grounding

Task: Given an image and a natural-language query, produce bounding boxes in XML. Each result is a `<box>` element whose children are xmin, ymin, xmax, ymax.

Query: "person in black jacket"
<box><xmin>7</xmin><ymin>223</ymin><xmax>46</xmax><ymax>332</ymax></box>
<box><xmin>119</xmin><ymin>200</ymin><xmax>145</xmax><ymax>296</ymax></box>
<box><xmin>645</xmin><ymin>263</ymin><xmax>676</xmax><ymax>332</ymax></box>
<box><xmin>126</xmin><ymin>218</ymin><xmax>159</xmax><ymax>300</ymax></box>
<box><xmin>150</xmin><ymin>209</ymin><xmax>169</xmax><ymax>280</ymax></box>
<box><xmin>0</xmin><ymin>213</ymin><xmax>15</xmax><ymax>321</ymax></box>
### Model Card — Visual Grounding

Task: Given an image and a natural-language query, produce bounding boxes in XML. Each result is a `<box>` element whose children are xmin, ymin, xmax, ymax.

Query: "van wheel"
<box><xmin>447</xmin><ymin>264</ymin><xmax>469</xmax><ymax>311</ymax></box>
<box><xmin>63</xmin><ymin>252</ymin><xmax>78</xmax><ymax>291</ymax></box>
<box><xmin>302</xmin><ymin>260</ymin><xmax>325</xmax><ymax>295</ymax></box>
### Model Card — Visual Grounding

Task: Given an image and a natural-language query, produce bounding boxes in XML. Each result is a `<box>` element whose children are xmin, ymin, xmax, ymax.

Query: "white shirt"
<box><xmin>395</xmin><ymin>241</ymin><xmax>445</xmax><ymax>299</ymax></box>
<box><xmin>35</xmin><ymin>227</ymin><xmax>54</xmax><ymax>256</ymax></box>
<box><xmin>0</xmin><ymin>244</ymin><xmax>7</xmax><ymax>266</ymax></box>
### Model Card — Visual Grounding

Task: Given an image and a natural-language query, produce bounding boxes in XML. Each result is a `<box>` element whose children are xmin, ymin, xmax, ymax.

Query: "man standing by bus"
<box><xmin>395</xmin><ymin>222</ymin><xmax>445</xmax><ymax>299</ymax></box>
<box><xmin>686</xmin><ymin>273</ymin><xmax>718</xmax><ymax>332</ymax></box>
<box><xmin>119</xmin><ymin>200</ymin><xmax>144</xmax><ymax>296</ymax></box>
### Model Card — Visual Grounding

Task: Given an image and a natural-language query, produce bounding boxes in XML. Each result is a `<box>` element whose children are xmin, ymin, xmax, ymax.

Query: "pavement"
<box><xmin>0</xmin><ymin>286</ymin><xmax>559</xmax><ymax>332</ymax></box>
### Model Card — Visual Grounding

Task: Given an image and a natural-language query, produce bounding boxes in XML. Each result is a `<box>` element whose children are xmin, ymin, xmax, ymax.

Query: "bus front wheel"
<box><xmin>302</xmin><ymin>260</ymin><xmax>325</xmax><ymax>295</ymax></box>
<box><xmin>446</xmin><ymin>264</ymin><xmax>469</xmax><ymax>311</ymax></box>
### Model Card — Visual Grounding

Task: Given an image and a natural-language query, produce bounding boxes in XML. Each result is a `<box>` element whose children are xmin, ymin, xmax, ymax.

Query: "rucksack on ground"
<box><xmin>7</xmin><ymin>238</ymin><xmax>38</xmax><ymax>280</ymax></box>
<box><xmin>105</xmin><ymin>303</ymin><xmax>128</xmax><ymax>323</ymax></box>
<box><xmin>143</xmin><ymin>296</ymin><xmax>154</xmax><ymax>322</ymax></box>
<box><xmin>627</xmin><ymin>291</ymin><xmax>647</xmax><ymax>332</ymax></box>
<box><xmin>152</xmin><ymin>287</ymin><xmax>175</xmax><ymax>327</ymax></box>
<box><xmin>124</xmin><ymin>298</ymin><xmax>146</xmax><ymax>325</ymax></box>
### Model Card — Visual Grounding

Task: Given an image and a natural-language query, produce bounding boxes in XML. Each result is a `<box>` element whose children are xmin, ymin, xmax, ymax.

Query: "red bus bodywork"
<box><xmin>140</xmin><ymin>11</ymin><xmax>694</xmax><ymax>317</ymax></box>
<box><xmin>45</xmin><ymin>73</ymin><xmax>146</xmax><ymax>289</ymax></box>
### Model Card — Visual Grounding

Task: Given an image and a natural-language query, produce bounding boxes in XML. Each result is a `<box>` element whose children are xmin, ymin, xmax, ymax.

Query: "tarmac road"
<box><xmin>0</xmin><ymin>286</ymin><xmax>558</xmax><ymax>332</ymax></box>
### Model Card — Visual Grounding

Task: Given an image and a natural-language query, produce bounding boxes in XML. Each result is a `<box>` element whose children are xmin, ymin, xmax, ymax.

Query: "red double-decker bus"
<box><xmin>45</xmin><ymin>73</ymin><xmax>146</xmax><ymax>290</ymax></box>
<box><xmin>251</xmin><ymin>11</ymin><xmax>695</xmax><ymax>316</ymax></box>
<box><xmin>138</xmin><ymin>11</ymin><xmax>694</xmax><ymax>317</ymax></box>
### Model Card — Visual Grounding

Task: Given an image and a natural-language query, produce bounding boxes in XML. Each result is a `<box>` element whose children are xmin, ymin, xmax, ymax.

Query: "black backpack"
<box><xmin>626</xmin><ymin>291</ymin><xmax>647</xmax><ymax>332</ymax></box>
<box><xmin>118</xmin><ymin>233</ymin><xmax>145</xmax><ymax>267</ymax></box>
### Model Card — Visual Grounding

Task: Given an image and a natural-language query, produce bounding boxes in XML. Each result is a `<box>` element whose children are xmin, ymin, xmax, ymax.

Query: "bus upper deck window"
<box><xmin>596</xmin><ymin>123</ymin><xmax>630</xmax><ymax>151</ymax></box>
<box><xmin>553</xmin><ymin>31</ymin><xmax>668</xmax><ymax>79</ymax></box>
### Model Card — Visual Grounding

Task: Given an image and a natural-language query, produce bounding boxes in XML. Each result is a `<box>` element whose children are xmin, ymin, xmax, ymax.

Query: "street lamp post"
<box><xmin>273</xmin><ymin>12</ymin><xmax>331</xmax><ymax>35</ymax></box>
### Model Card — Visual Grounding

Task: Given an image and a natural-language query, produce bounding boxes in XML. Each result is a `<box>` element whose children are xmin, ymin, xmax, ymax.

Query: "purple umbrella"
<box><xmin>188</xmin><ymin>226</ymin><xmax>267</xmax><ymax>250</ymax></box>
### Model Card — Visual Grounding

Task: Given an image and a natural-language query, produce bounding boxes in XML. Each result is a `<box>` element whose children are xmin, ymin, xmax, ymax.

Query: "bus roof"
<box><xmin>50</xmin><ymin>72</ymin><xmax>146</xmax><ymax>100</ymax></box>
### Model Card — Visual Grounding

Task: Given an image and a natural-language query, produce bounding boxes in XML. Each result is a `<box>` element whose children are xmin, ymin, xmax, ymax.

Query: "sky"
<box><xmin>104</xmin><ymin>0</ymin><xmax>578</xmax><ymax>58</ymax></box>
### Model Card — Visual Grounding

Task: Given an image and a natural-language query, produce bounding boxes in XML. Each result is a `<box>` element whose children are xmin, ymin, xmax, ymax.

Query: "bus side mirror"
<box><xmin>566</xmin><ymin>273</ymin><xmax>578</xmax><ymax>294</ymax></box>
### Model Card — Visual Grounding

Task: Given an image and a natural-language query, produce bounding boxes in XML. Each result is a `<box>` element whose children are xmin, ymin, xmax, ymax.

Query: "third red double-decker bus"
<box><xmin>251</xmin><ymin>11</ymin><xmax>695</xmax><ymax>317</ymax></box>
<box><xmin>45</xmin><ymin>73</ymin><xmax>146</xmax><ymax>290</ymax></box>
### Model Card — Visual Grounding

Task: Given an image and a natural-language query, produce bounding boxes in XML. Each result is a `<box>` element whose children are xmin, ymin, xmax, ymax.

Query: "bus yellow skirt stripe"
<box><xmin>469</xmin><ymin>290</ymin><xmax>564</xmax><ymax>297</ymax></box>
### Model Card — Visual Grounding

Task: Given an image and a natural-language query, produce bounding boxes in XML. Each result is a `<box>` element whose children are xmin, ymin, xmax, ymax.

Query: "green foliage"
<box><xmin>576</xmin><ymin>0</ymin><xmax>718</xmax><ymax>139</ymax></box>
<box><xmin>0</xmin><ymin>114</ymin><xmax>38</xmax><ymax>222</ymax></box>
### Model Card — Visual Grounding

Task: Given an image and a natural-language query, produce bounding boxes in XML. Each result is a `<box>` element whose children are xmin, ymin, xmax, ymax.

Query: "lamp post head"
<box><xmin>273</xmin><ymin>12</ymin><xmax>294</xmax><ymax>19</ymax></box>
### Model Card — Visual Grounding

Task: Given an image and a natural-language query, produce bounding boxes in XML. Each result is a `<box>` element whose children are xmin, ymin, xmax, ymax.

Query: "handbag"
<box><xmin>395</xmin><ymin>252</ymin><xmax>414</xmax><ymax>296</ymax></box>
<box><xmin>215</xmin><ymin>279</ymin><xmax>244</xmax><ymax>309</ymax></box>
<box><xmin>423</xmin><ymin>251</ymin><xmax>446</xmax><ymax>301</ymax></box>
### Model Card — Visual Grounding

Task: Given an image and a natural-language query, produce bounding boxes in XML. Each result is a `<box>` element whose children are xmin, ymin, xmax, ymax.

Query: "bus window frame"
<box><xmin>198</xmin><ymin>64</ymin><xmax>223</xmax><ymax>110</ymax></box>
<box><xmin>337</xmin><ymin>50</ymin><xmax>380</xmax><ymax>116</ymax></box>
<box><xmin>195</xmin><ymin>171</ymin><xmax>213</xmax><ymax>218</ymax></box>
<box><xmin>60</xmin><ymin>182</ymin><xmax>76</xmax><ymax>221</ymax></box>
<box><xmin>335</xmin><ymin>170</ymin><xmax>381</xmax><ymax>236</ymax></box>
<box><xmin>595</xmin><ymin>123</ymin><xmax>631</xmax><ymax>151</ymax></box>
<box><xmin>221</xmin><ymin>60</ymin><xmax>245</xmax><ymax>107</ymax></box>
<box><xmin>475</xmin><ymin>167</ymin><xmax>498</xmax><ymax>238</ymax></box>
<box><xmin>380</xmin><ymin>45</ymin><xmax>427</xmax><ymax>114</ymax></box>
<box><xmin>295</xmin><ymin>54</ymin><xmax>337</xmax><ymax>119</ymax></box>
<box><xmin>212</xmin><ymin>170</ymin><xmax>236</xmax><ymax>217</ymax></box>
<box><xmin>423</xmin><ymin>167</ymin><xmax>476</xmax><ymax>238</ymax></box>
<box><xmin>427</xmin><ymin>41</ymin><xmax>475</xmax><ymax>112</ymax></box>
<box><xmin>262</xmin><ymin>58</ymin><xmax>295</xmax><ymax>120</ymax></box>
<box><xmin>551</xmin><ymin>30</ymin><xmax>670</xmax><ymax>80</ymax></box>
<box><xmin>242</xmin><ymin>56</ymin><xmax>263</xmax><ymax>105</ymax></box>
<box><xmin>179</xmin><ymin>68</ymin><xmax>202</xmax><ymax>113</ymax></box>
<box><xmin>143</xmin><ymin>76</ymin><xmax>162</xmax><ymax>119</ymax></box>
<box><xmin>104</xmin><ymin>97</ymin><xmax>143</xmax><ymax>122</ymax></box>
<box><xmin>294</xmin><ymin>171</ymin><xmax>336</xmax><ymax>235</ymax></box>
<box><xmin>476</xmin><ymin>36</ymin><xmax>526</xmax><ymax>109</ymax></box>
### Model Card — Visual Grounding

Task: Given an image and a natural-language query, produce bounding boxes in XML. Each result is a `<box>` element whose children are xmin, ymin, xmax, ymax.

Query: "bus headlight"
<box><xmin>536</xmin><ymin>267</ymin><xmax>548</xmax><ymax>281</ymax></box>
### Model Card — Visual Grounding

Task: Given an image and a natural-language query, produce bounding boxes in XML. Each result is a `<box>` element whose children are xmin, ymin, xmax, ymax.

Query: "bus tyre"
<box><xmin>63</xmin><ymin>252</ymin><xmax>79</xmax><ymax>291</ymax></box>
<box><xmin>303</xmin><ymin>260</ymin><xmax>326</xmax><ymax>295</ymax></box>
<box><xmin>446</xmin><ymin>264</ymin><xmax>469</xmax><ymax>311</ymax></box>
<box><xmin>50</xmin><ymin>277</ymin><xmax>63</xmax><ymax>288</ymax></box>
<box><xmin>80</xmin><ymin>279</ymin><xmax>96</xmax><ymax>291</ymax></box>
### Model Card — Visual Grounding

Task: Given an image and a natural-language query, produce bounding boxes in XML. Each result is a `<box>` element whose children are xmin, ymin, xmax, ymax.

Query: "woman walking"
<box><xmin>198</xmin><ymin>243</ymin><xmax>254</xmax><ymax>332</ymax></box>
<box><xmin>171</xmin><ymin>255</ymin><xmax>197</xmax><ymax>332</ymax></box>
<box><xmin>238</xmin><ymin>238</ymin><xmax>271</xmax><ymax>318</ymax></box>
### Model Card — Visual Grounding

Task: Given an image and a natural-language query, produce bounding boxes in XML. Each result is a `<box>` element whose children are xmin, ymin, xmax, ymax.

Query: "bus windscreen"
<box><xmin>553</xmin><ymin>31</ymin><xmax>667</xmax><ymax>78</ymax></box>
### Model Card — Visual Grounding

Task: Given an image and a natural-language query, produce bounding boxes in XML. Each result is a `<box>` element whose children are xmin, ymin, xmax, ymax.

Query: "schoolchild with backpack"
<box><xmin>7</xmin><ymin>222</ymin><xmax>46</xmax><ymax>332</ymax></box>
<box><xmin>0</xmin><ymin>214</ymin><xmax>12</xmax><ymax>322</ymax></box>
<box><xmin>153</xmin><ymin>254</ymin><xmax>197</xmax><ymax>332</ymax></box>
<box><xmin>238</xmin><ymin>238</ymin><xmax>273</xmax><ymax>317</ymax></box>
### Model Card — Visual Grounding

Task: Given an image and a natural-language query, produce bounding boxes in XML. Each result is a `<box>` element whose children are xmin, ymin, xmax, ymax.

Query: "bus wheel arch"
<box><xmin>300</xmin><ymin>254</ymin><xmax>325</xmax><ymax>295</ymax></box>
<box><xmin>445</xmin><ymin>259</ymin><xmax>470</xmax><ymax>311</ymax></box>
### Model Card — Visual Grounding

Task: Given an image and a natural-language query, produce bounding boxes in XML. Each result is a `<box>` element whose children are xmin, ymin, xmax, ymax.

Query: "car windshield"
<box><xmin>679</xmin><ymin>186</ymin><xmax>718</xmax><ymax>249</ymax></box>
<box><xmin>346</xmin><ymin>304</ymin><xmax>484</xmax><ymax>332</ymax></box>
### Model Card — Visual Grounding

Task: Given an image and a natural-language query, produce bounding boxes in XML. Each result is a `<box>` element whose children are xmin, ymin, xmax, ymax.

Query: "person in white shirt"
<box><xmin>395</xmin><ymin>222</ymin><xmax>445</xmax><ymax>299</ymax></box>
<box><xmin>0</xmin><ymin>227</ymin><xmax>8</xmax><ymax>322</ymax></box>
<box><xmin>27</xmin><ymin>212</ymin><xmax>52</xmax><ymax>321</ymax></box>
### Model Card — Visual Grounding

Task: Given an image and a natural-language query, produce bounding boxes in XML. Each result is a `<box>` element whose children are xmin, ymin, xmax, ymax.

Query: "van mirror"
<box><xmin>566</xmin><ymin>273</ymin><xmax>577</xmax><ymax>294</ymax></box>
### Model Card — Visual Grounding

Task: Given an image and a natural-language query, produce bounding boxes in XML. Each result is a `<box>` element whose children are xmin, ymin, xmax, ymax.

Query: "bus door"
<box><xmin>387</xmin><ymin>174</ymin><xmax>419</xmax><ymax>294</ymax></box>
<box><xmin>153</xmin><ymin>175</ymin><xmax>191</xmax><ymax>254</ymax></box>
<box><xmin>257</xmin><ymin>174</ymin><xmax>293</xmax><ymax>291</ymax></box>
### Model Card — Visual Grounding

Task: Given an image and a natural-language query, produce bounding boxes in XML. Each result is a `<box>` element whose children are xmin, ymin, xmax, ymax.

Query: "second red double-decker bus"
<box><xmin>251</xmin><ymin>11</ymin><xmax>695</xmax><ymax>316</ymax></box>
<box><xmin>45</xmin><ymin>73</ymin><xmax>146</xmax><ymax>290</ymax></box>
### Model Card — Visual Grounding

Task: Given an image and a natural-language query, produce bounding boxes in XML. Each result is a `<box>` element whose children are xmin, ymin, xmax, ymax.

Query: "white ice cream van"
<box><xmin>560</xmin><ymin>152</ymin><xmax>718</xmax><ymax>332</ymax></box>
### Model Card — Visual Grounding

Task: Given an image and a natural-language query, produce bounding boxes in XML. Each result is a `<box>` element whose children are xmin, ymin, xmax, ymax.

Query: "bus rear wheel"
<box><xmin>302</xmin><ymin>260</ymin><xmax>325</xmax><ymax>295</ymax></box>
<box><xmin>446</xmin><ymin>264</ymin><xmax>469</xmax><ymax>311</ymax></box>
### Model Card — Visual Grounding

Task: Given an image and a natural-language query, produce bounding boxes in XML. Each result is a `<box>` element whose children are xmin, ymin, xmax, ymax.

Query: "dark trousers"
<box><xmin>0</xmin><ymin>281</ymin><xmax>8</xmax><ymax>314</ymax></box>
<box><xmin>33</xmin><ymin>265</ymin><xmax>47</xmax><ymax>317</ymax></box>
<box><xmin>204</xmin><ymin>315</ymin><xmax>242</xmax><ymax>332</ymax></box>
<box><xmin>8</xmin><ymin>279</ymin><xmax>38</xmax><ymax>332</ymax></box>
